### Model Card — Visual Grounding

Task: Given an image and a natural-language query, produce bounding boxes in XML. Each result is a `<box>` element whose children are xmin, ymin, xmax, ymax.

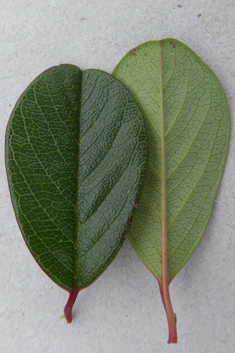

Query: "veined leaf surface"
<box><xmin>113</xmin><ymin>39</ymin><xmax>230</xmax><ymax>343</ymax></box>
<box><xmin>5</xmin><ymin>65</ymin><xmax>148</xmax><ymax>321</ymax></box>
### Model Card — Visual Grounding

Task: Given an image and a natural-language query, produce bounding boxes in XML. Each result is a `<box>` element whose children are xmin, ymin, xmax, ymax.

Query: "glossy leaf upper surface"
<box><xmin>6</xmin><ymin>65</ymin><xmax>148</xmax><ymax>291</ymax></box>
<box><xmin>113</xmin><ymin>39</ymin><xmax>230</xmax><ymax>282</ymax></box>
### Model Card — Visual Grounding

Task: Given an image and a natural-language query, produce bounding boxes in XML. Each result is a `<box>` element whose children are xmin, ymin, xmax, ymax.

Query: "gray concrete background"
<box><xmin>0</xmin><ymin>1</ymin><xmax>234</xmax><ymax>352</ymax></box>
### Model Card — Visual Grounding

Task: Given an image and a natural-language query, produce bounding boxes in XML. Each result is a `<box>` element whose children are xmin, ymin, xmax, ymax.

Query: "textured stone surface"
<box><xmin>0</xmin><ymin>1</ymin><xmax>234</xmax><ymax>352</ymax></box>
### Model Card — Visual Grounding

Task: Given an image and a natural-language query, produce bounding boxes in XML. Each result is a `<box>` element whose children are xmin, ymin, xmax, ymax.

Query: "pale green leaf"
<box><xmin>113</xmin><ymin>39</ymin><xmax>230</xmax><ymax>284</ymax></box>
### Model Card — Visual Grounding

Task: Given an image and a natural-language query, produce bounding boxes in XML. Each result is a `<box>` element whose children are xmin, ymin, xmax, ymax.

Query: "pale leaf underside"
<box><xmin>113</xmin><ymin>39</ymin><xmax>230</xmax><ymax>283</ymax></box>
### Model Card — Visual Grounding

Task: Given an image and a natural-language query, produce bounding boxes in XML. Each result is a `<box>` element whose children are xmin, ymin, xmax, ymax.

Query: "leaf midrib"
<box><xmin>158</xmin><ymin>40</ymin><xmax>165</xmax><ymax>283</ymax></box>
<box><xmin>73</xmin><ymin>70</ymin><xmax>83</xmax><ymax>292</ymax></box>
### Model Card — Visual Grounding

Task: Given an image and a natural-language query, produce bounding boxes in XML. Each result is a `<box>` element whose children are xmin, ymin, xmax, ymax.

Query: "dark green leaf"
<box><xmin>5</xmin><ymin>64</ymin><xmax>148</xmax><ymax>321</ymax></box>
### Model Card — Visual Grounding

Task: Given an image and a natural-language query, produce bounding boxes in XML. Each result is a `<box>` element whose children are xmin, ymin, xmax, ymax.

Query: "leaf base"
<box><xmin>167</xmin><ymin>316</ymin><xmax>177</xmax><ymax>344</ymax></box>
<box><xmin>64</xmin><ymin>288</ymin><xmax>80</xmax><ymax>323</ymax></box>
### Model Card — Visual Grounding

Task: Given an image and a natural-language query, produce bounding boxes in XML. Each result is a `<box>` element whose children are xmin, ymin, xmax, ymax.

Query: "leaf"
<box><xmin>5</xmin><ymin>64</ymin><xmax>148</xmax><ymax>322</ymax></box>
<box><xmin>113</xmin><ymin>39</ymin><xmax>230</xmax><ymax>343</ymax></box>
